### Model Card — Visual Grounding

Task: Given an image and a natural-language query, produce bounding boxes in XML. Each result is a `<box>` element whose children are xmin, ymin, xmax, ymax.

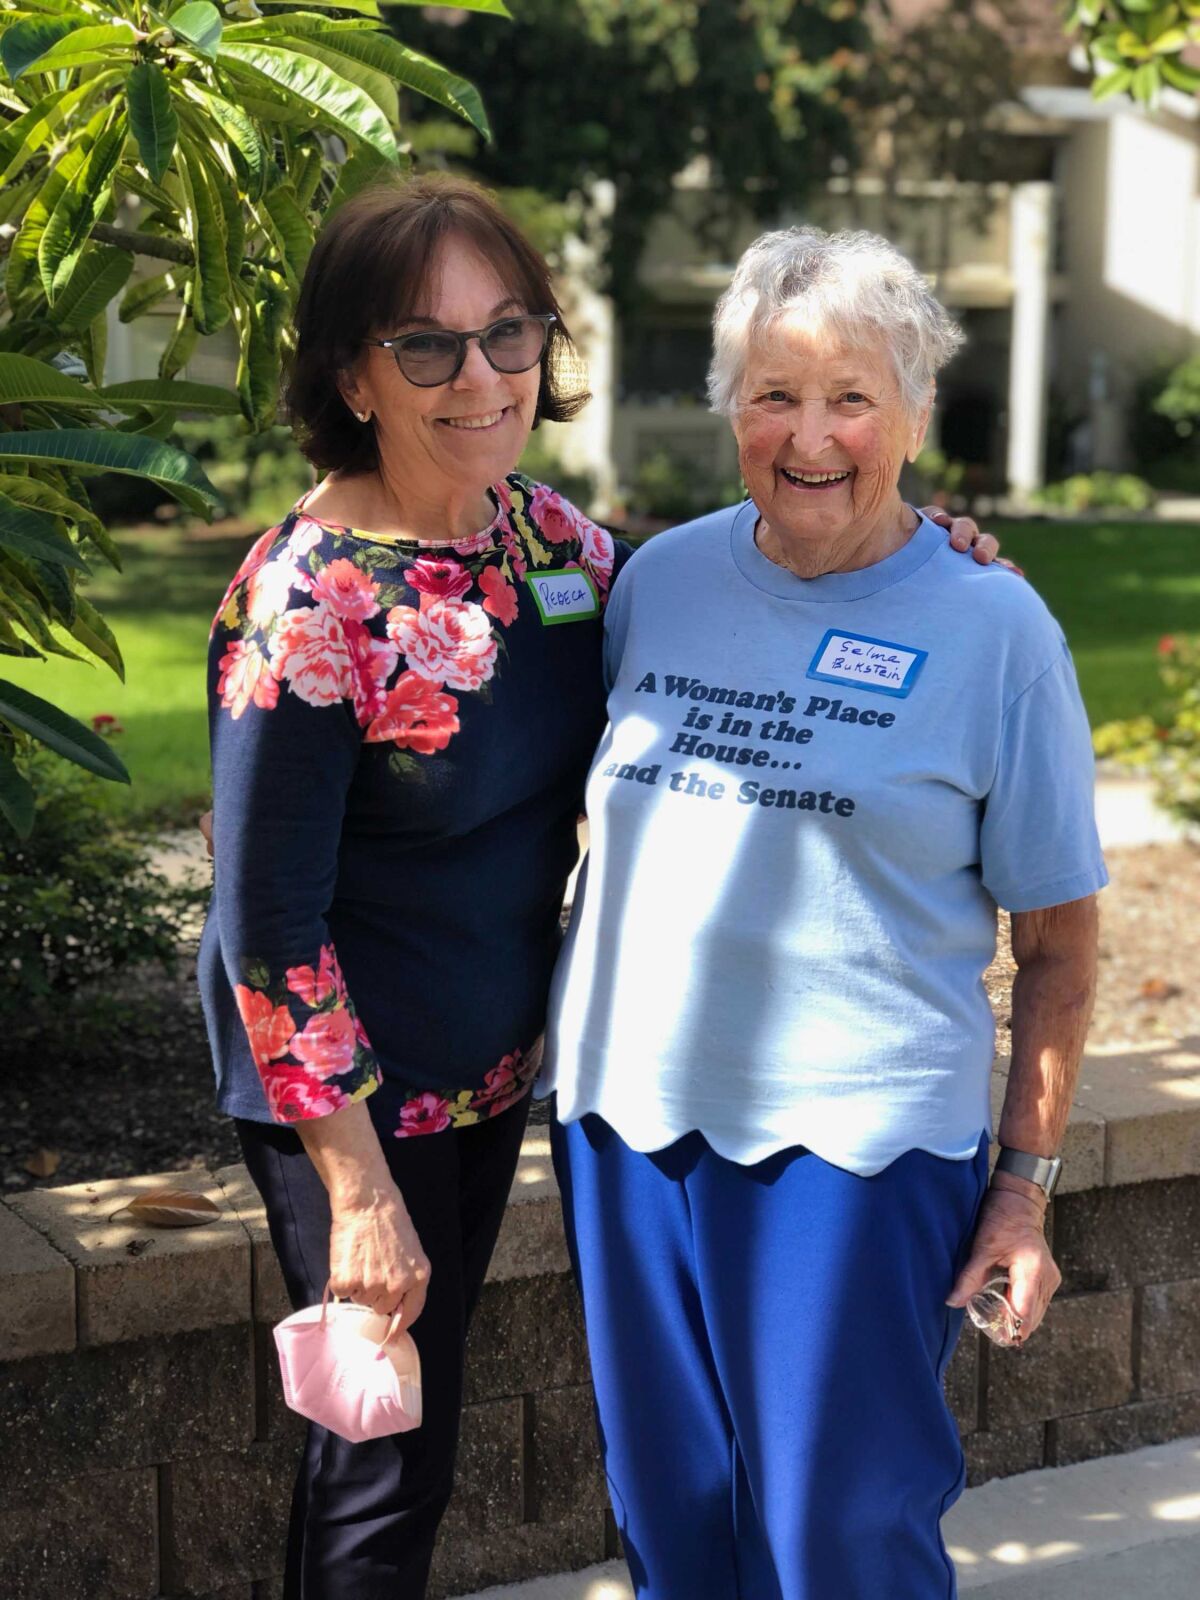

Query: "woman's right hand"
<box><xmin>328</xmin><ymin>1185</ymin><xmax>432</xmax><ymax>1328</ymax></box>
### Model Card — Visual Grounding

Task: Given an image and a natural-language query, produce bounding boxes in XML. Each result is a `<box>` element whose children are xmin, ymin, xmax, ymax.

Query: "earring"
<box><xmin>355</xmin><ymin>409</ymin><xmax>371</xmax><ymax>423</ymax></box>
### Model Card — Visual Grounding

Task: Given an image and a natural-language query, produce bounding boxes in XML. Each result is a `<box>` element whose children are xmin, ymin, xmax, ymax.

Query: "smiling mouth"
<box><xmin>780</xmin><ymin>467</ymin><xmax>851</xmax><ymax>489</ymax></box>
<box><xmin>439</xmin><ymin>408</ymin><xmax>509</xmax><ymax>432</ymax></box>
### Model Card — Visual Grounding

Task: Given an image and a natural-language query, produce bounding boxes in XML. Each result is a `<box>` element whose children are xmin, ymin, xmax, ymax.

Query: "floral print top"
<box><xmin>197</xmin><ymin>475</ymin><xmax>629</xmax><ymax>1137</ymax></box>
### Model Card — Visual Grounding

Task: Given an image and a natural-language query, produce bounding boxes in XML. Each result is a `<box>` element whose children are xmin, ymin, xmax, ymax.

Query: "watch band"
<box><xmin>995</xmin><ymin>1147</ymin><xmax>1063</xmax><ymax>1199</ymax></box>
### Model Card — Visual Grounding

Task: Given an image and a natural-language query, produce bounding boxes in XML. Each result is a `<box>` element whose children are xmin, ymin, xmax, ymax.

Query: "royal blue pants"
<box><xmin>552</xmin><ymin>1113</ymin><xmax>988</xmax><ymax>1600</ymax></box>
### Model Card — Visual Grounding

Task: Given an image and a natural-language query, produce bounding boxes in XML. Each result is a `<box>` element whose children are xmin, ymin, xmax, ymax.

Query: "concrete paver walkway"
<box><xmin>452</xmin><ymin>1436</ymin><xmax>1200</xmax><ymax>1598</ymax></box>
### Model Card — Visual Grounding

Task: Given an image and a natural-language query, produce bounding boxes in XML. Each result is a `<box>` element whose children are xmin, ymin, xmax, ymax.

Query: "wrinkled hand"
<box><xmin>328</xmin><ymin>1187</ymin><xmax>431</xmax><ymax>1329</ymax></box>
<box><xmin>199</xmin><ymin>809</ymin><xmax>214</xmax><ymax>860</ymax></box>
<box><xmin>920</xmin><ymin>506</ymin><xmax>1023</xmax><ymax>575</ymax></box>
<box><xmin>946</xmin><ymin>1186</ymin><xmax>1060</xmax><ymax>1343</ymax></box>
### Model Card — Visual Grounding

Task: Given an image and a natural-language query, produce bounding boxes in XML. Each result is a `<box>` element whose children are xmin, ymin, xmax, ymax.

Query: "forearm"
<box><xmin>997</xmin><ymin>897</ymin><xmax>1099</xmax><ymax>1173</ymax></box>
<box><xmin>295</xmin><ymin>1099</ymin><xmax>397</xmax><ymax>1210</ymax></box>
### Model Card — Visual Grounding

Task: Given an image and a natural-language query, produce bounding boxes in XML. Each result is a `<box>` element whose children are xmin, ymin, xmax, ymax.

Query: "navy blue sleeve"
<box><xmin>207</xmin><ymin>531</ymin><xmax>383</xmax><ymax>1123</ymax></box>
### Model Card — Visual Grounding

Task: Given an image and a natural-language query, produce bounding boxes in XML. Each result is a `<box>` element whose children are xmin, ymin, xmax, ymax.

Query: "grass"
<box><xmin>6</xmin><ymin>515</ymin><xmax>1197</xmax><ymax>826</ymax></box>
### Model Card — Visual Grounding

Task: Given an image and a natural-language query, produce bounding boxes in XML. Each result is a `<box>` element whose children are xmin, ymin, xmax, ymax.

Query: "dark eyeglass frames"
<box><xmin>363</xmin><ymin>314</ymin><xmax>556</xmax><ymax>387</ymax></box>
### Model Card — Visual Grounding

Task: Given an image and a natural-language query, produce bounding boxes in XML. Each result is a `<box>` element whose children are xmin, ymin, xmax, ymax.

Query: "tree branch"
<box><xmin>91</xmin><ymin>224</ymin><xmax>194</xmax><ymax>265</ymax></box>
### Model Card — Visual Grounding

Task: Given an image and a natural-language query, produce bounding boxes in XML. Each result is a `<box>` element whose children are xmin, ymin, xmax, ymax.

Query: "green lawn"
<box><xmin>7</xmin><ymin>517</ymin><xmax>1197</xmax><ymax>825</ymax></box>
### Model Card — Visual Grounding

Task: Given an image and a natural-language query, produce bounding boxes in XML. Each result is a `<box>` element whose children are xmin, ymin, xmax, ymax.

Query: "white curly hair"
<box><xmin>707</xmin><ymin>226</ymin><xmax>965</xmax><ymax>418</ymax></box>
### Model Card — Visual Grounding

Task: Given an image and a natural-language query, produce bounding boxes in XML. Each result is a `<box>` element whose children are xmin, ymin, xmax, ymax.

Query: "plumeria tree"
<box><xmin>0</xmin><ymin>0</ymin><xmax>505</xmax><ymax>836</ymax></box>
<box><xmin>1068</xmin><ymin>1</ymin><xmax>1200</xmax><ymax>101</ymax></box>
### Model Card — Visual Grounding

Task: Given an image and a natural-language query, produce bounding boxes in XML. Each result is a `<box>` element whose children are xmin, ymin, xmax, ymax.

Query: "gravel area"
<box><xmin>4</xmin><ymin>841</ymin><xmax>1197</xmax><ymax>1194</ymax></box>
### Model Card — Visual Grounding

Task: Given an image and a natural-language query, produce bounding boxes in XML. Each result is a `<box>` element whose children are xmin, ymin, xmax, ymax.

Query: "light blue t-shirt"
<box><xmin>543</xmin><ymin>504</ymin><xmax>1108</xmax><ymax>1174</ymax></box>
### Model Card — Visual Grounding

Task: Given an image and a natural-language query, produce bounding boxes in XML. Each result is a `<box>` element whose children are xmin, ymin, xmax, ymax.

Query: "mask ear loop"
<box><xmin>320</xmin><ymin>1280</ymin><xmax>334</xmax><ymax>1328</ymax></box>
<box><xmin>384</xmin><ymin>1308</ymin><xmax>406</xmax><ymax>1345</ymax></box>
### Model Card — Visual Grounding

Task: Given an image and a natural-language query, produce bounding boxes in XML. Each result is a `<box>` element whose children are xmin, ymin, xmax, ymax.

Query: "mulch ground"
<box><xmin>4</xmin><ymin>841</ymin><xmax>1197</xmax><ymax>1195</ymax></box>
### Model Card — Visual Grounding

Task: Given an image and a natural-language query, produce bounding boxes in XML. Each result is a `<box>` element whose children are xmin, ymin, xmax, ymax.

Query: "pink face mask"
<box><xmin>274</xmin><ymin>1285</ymin><xmax>423</xmax><ymax>1443</ymax></box>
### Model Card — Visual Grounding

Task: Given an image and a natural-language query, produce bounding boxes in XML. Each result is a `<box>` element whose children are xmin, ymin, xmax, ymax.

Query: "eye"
<box><xmin>399</xmin><ymin>331</ymin><xmax>456</xmax><ymax>356</ymax></box>
<box><xmin>488</xmin><ymin>318</ymin><xmax>528</xmax><ymax>344</ymax></box>
<box><xmin>840</xmin><ymin>391</ymin><xmax>870</xmax><ymax>406</ymax></box>
<box><xmin>761</xmin><ymin>389</ymin><xmax>791</xmax><ymax>404</ymax></box>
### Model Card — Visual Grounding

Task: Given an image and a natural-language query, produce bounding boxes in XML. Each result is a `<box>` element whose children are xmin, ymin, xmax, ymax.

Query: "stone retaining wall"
<box><xmin>3</xmin><ymin>1040</ymin><xmax>1199</xmax><ymax>1599</ymax></box>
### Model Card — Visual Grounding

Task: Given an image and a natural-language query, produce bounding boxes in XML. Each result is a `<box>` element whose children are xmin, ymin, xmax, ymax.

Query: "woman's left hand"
<box><xmin>946</xmin><ymin>1185</ymin><xmax>1061</xmax><ymax>1343</ymax></box>
<box><xmin>920</xmin><ymin>506</ymin><xmax>1023</xmax><ymax>575</ymax></box>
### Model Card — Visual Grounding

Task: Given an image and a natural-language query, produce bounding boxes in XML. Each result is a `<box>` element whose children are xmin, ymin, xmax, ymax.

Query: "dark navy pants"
<box><xmin>552</xmin><ymin>1113</ymin><xmax>988</xmax><ymax>1600</ymax></box>
<box><xmin>236</xmin><ymin>1094</ymin><xmax>530</xmax><ymax>1600</ymax></box>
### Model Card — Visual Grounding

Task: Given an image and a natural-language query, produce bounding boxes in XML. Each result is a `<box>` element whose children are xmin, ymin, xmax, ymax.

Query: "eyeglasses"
<box><xmin>363</xmin><ymin>314</ymin><xmax>556</xmax><ymax>387</ymax></box>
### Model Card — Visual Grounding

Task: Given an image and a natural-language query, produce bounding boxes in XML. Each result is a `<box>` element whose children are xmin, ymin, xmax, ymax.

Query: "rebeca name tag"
<box><xmin>525</xmin><ymin>570</ymin><xmax>600</xmax><ymax>625</ymax></box>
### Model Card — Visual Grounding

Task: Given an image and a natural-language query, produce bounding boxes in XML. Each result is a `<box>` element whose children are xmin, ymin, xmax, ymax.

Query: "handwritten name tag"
<box><xmin>806</xmin><ymin>628</ymin><xmax>927</xmax><ymax>699</ymax></box>
<box><xmin>525</xmin><ymin>570</ymin><xmax>600</xmax><ymax>625</ymax></box>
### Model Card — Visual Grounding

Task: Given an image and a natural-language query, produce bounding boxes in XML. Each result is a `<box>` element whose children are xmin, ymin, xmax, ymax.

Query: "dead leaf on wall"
<box><xmin>23</xmin><ymin>1149</ymin><xmax>61</xmax><ymax>1179</ymax></box>
<box><xmin>109</xmin><ymin>1190</ymin><xmax>221</xmax><ymax>1228</ymax></box>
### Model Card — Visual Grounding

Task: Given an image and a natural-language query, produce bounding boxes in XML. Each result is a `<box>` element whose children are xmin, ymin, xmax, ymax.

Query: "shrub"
<box><xmin>0</xmin><ymin>737</ymin><xmax>207</xmax><ymax>1022</ymax></box>
<box><xmin>1093</xmin><ymin>635</ymin><xmax>1200</xmax><ymax>826</ymax></box>
<box><xmin>1132</xmin><ymin>356</ymin><xmax>1200</xmax><ymax>491</ymax></box>
<box><xmin>627</xmin><ymin>449</ymin><xmax>743</xmax><ymax>523</ymax></box>
<box><xmin>517</xmin><ymin>434</ymin><xmax>599</xmax><ymax>516</ymax></box>
<box><xmin>1031</xmin><ymin>472</ymin><xmax>1155</xmax><ymax>514</ymax></box>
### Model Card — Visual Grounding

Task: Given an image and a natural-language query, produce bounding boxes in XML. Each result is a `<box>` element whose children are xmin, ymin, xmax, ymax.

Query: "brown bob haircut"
<box><xmin>287</xmin><ymin>172</ymin><xmax>590</xmax><ymax>475</ymax></box>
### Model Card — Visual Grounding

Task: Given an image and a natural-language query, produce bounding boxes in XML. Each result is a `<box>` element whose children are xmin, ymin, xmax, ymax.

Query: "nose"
<box><xmin>790</xmin><ymin>399</ymin><xmax>833</xmax><ymax>458</ymax></box>
<box><xmin>450</xmin><ymin>335</ymin><xmax>495</xmax><ymax>389</ymax></box>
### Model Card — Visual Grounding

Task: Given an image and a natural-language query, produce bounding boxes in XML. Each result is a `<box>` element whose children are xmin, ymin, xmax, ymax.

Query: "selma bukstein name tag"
<box><xmin>807</xmin><ymin>628</ymin><xmax>927</xmax><ymax>698</ymax></box>
<box><xmin>525</xmin><ymin>569</ymin><xmax>600</xmax><ymax>625</ymax></box>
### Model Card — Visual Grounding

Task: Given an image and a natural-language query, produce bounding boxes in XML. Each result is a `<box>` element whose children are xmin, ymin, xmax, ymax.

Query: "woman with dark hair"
<box><xmin>198</xmin><ymin>174</ymin><xmax>1001</xmax><ymax>1598</ymax></box>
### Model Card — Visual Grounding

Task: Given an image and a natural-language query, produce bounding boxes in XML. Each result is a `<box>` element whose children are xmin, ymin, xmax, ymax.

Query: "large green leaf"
<box><xmin>382</xmin><ymin>0</ymin><xmax>511</xmax><ymax>13</ymax></box>
<box><xmin>127</xmin><ymin>61</ymin><xmax>178</xmax><ymax>185</ymax></box>
<box><xmin>101</xmin><ymin>378</ymin><xmax>241</xmax><ymax>413</ymax></box>
<box><xmin>5</xmin><ymin>122</ymin><xmax>92</xmax><ymax>307</ymax></box>
<box><xmin>39</xmin><ymin>113</ymin><xmax>127</xmax><ymax>302</ymax></box>
<box><xmin>261</xmin><ymin>184</ymin><xmax>313</xmax><ymax>286</ymax></box>
<box><xmin>0</xmin><ymin>429</ymin><xmax>219</xmax><ymax>515</ymax></box>
<box><xmin>168</xmin><ymin>1</ymin><xmax>224</xmax><ymax>60</ymax></box>
<box><xmin>52</xmin><ymin>243</ymin><xmax>134</xmax><ymax>332</ymax></box>
<box><xmin>0</xmin><ymin>678</ymin><xmax>130</xmax><ymax>783</ymax></box>
<box><xmin>67</xmin><ymin>592</ymin><xmax>122</xmax><ymax>678</ymax></box>
<box><xmin>118</xmin><ymin>268</ymin><xmax>182</xmax><ymax>323</ymax></box>
<box><xmin>179</xmin><ymin>81</ymin><xmax>267</xmax><ymax>200</ymax></box>
<box><xmin>0</xmin><ymin>353</ymin><xmax>105</xmax><ymax>407</ymax></box>
<box><xmin>310</xmin><ymin>27</ymin><xmax>490</xmax><ymax>137</ymax></box>
<box><xmin>277</xmin><ymin>35</ymin><xmax>399</xmax><ymax>125</ymax></box>
<box><xmin>0</xmin><ymin>84</ymin><xmax>73</xmax><ymax>183</ymax></box>
<box><xmin>233</xmin><ymin>278</ymin><xmax>282</xmax><ymax>430</ymax></box>
<box><xmin>217</xmin><ymin>41</ymin><xmax>398</xmax><ymax>159</ymax></box>
<box><xmin>0</xmin><ymin>16</ymin><xmax>75</xmax><ymax>79</ymax></box>
<box><xmin>0</xmin><ymin>471</ymin><xmax>106</xmax><ymax>544</ymax></box>
<box><xmin>291</xmin><ymin>142</ymin><xmax>323</xmax><ymax>209</ymax></box>
<box><xmin>158</xmin><ymin>304</ymin><xmax>198</xmax><ymax>380</ymax></box>
<box><xmin>0</xmin><ymin>490</ymin><xmax>87</xmax><ymax>569</ymax></box>
<box><xmin>0</xmin><ymin>561</ymin><xmax>59</xmax><ymax>652</ymax></box>
<box><xmin>0</xmin><ymin>747</ymin><xmax>35</xmax><ymax>839</ymax></box>
<box><xmin>77</xmin><ymin>304</ymin><xmax>108</xmax><ymax>388</ymax></box>
<box><xmin>178</xmin><ymin>143</ymin><xmax>232</xmax><ymax>335</ymax></box>
<box><xmin>211</xmin><ymin>68</ymin><xmax>325</xmax><ymax>129</ymax></box>
<box><xmin>325</xmin><ymin>145</ymin><xmax>393</xmax><ymax>216</ymax></box>
<box><xmin>0</xmin><ymin>547</ymin><xmax>77</xmax><ymax>633</ymax></box>
<box><xmin>2</xmin><ymin>21</ymin><xmax>137</xmax><ymax>79</ymax></box>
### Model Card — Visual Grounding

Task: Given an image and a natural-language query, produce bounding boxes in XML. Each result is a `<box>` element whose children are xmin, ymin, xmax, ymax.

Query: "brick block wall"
<box><xmin>4</xmin><ymin>1067</ymin><xmax>1200</xmax><ymax>1599</ymax></box>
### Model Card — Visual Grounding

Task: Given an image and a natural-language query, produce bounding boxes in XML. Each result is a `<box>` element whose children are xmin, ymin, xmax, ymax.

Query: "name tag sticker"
<box><xmin>806</xmin><ymin>628</ymin><xmax>927</xmax><ymax>698</ymax></box>
<box><xmin>525</xmin><ymin>569</ymin><xmax>600</xmax><ymax>625</ymax></box>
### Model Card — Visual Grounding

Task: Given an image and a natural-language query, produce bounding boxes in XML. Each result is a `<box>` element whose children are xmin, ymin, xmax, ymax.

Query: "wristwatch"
<box><xmin>995</xmin><ymin>1147</ymin><xmax>1063</xmax><ymax>1199</ymax></box>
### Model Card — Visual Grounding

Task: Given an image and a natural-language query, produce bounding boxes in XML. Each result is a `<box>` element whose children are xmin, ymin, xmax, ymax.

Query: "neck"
<box><xmin>757</xmin><ymin>494</ymin><xmax>917</xmax><ymax>580</ymax></box>
<box><xmin>308</xmin><ymin>461</ymin><xmax>499</xmax><ymax>544</ymax></box>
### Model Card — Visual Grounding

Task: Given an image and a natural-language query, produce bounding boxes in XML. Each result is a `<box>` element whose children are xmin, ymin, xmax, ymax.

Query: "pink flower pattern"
<box><xmin>385</xmin><ymin>597</ymin><xmax>498</xmax><ymax>692</ymax></box>
<box><xmin>309</xmin><ymin>558</ymin><xmax>381</xmax><ymax>621</ymax></box>
<box><xmin>404</xmin><ymin>557</ymin><xmax>472</xmax><ymax>602</ymax></box>
<box><xmin>213</xmin><ymin>476</ymin><xmax>615</xmax><ymax>1127</ymax></box>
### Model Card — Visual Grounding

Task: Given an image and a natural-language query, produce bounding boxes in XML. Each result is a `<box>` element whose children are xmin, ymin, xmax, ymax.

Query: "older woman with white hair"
<box><xmin>544</xmin><ymin>228</ymin><xmax>1106</xmax><ymax>1598</ymax></box>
